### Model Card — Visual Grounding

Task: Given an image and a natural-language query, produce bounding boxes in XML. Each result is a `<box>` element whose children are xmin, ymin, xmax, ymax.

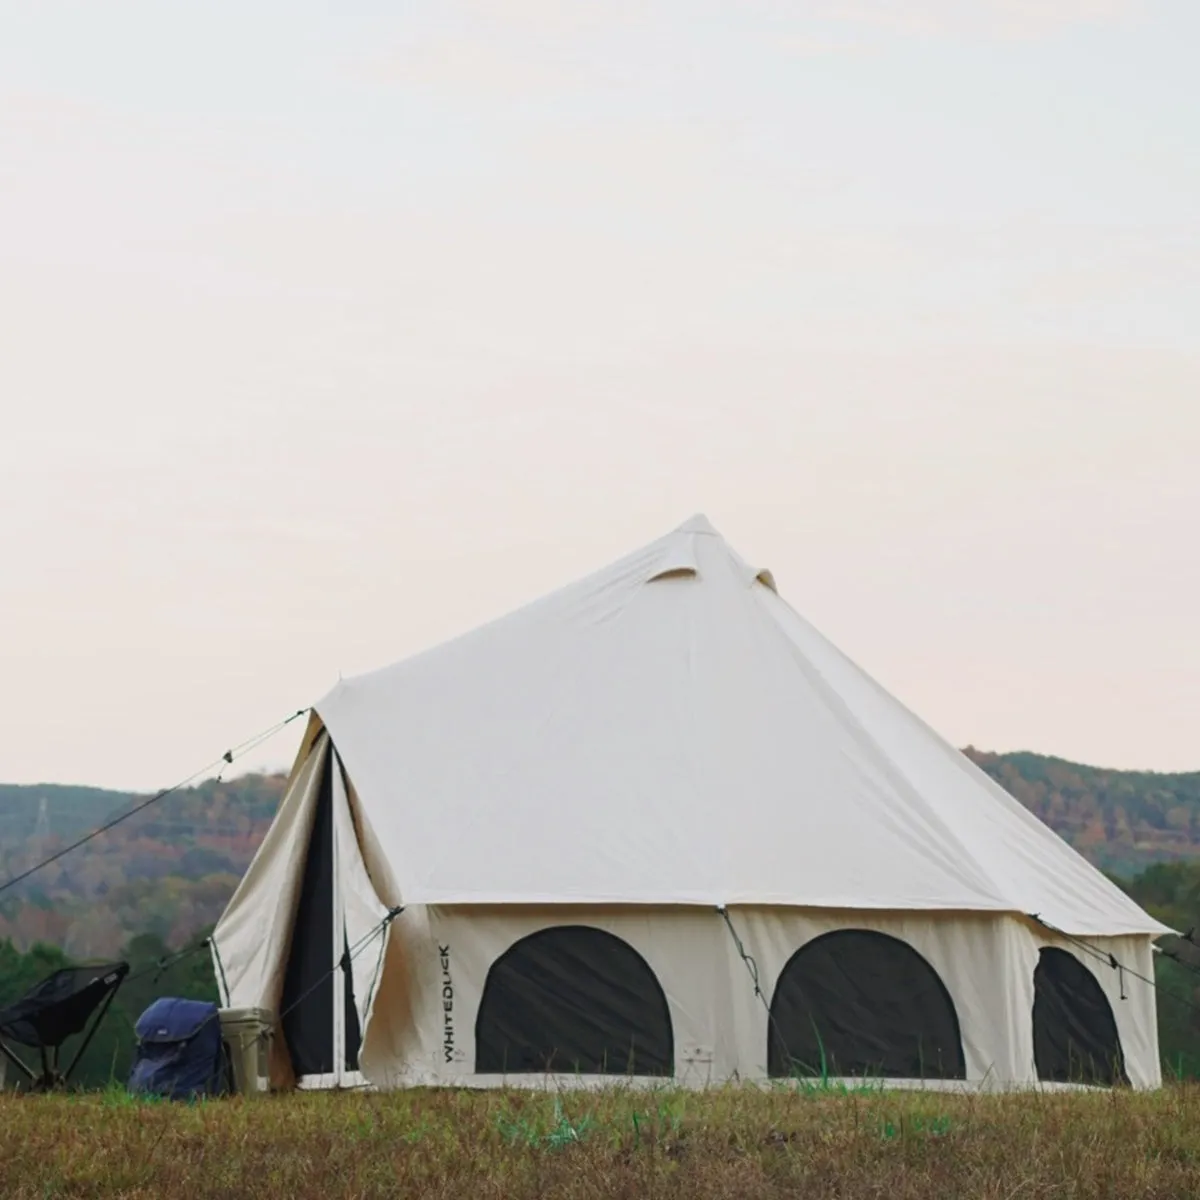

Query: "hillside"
<box><xmin>0</xmin><ymin>773</ymin><xmax>285</xmax><ymax>957</ymax></box>
<box><xmin>1</xmin><ymin>750</ymin><xmax>1199</xmax><ymax>958</ymax></box>
<box><xmin>963</xmin><ymin>749</ymin><xmax>1200</xmax><ymax>877</ymax></box>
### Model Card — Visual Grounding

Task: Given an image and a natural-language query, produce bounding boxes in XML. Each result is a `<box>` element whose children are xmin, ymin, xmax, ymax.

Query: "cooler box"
<box><xmin>218</xmin><ymin>1007</ymin><xmax>274</xmax><ymax>1096</ymax></box>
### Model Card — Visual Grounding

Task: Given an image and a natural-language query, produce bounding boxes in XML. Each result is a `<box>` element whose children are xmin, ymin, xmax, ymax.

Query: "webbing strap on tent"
<box><xmin>717</xmin><ymin>906</ymin><xmax>795</xmax><ymax>1069</ymax></box>
<box><xmin>717</xmin><ymin>906</ymin><xmax>766</xmax><ymax>1006</ymax></box>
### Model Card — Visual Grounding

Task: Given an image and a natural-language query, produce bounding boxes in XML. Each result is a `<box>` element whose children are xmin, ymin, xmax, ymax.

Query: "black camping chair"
<box><xmin>0</xmin><ymin>962</ymin><xmax>129</xmax><ymax>1091</ymax></box>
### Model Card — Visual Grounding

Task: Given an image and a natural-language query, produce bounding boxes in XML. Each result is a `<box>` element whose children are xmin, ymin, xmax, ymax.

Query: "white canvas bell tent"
<box><xmin>212</xmin><ymin>515</ymin><xmax>1169</xmax><ymax>1091</ymax></box>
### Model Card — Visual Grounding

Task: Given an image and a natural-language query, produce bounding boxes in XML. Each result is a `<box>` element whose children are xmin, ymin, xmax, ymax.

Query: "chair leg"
<box><xmin>33</xmin><ymin>1045</ymin><xmax>61</xmax><ymax>1092</ymax></box>
<box><xmin>0</xmin><ymin>1038</ymin><xmax>35</xmax><ymax>1084</ymax></box>
<box><xmin>63</xmin><ymin>979</ymin><xmax>123</xmax><ymax>1086</ymax></box>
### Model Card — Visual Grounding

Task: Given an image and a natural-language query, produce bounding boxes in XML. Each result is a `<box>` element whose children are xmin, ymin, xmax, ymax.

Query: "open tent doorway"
<box><xmin>1033</xmin><ymin>947</ymin><xmax>1127</xmax><ymax>1086</ymax></box>
<box><xmin>278</xmin><ymin>746</ymin><xmax>365</xmax><ymax>1088</ymax></box>
<box><xmin>474</xmin><ymin>926</ymin><xmax>674</xmax><ymax>1076</ymax></box>
<box><xmin>768</xmin><ymin>929</ymin><xmax>966</xmax><ymax>1080</ymax></box>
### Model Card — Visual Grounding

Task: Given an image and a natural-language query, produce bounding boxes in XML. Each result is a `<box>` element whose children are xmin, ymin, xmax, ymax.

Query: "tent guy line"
<box><xmin>1029</xmin><ymin>915</ymin><xmax>1200</xmax><ymax>1022</ymax></box>
<box><xmin>0</xmin><ymin>708</ymin><xmax>309</xmax><ymax>898</ymax></box>
<box><xmin>122</xmin><ymin>938</ymin><xmax>214</xmax><ymax>990</ymax></box>
<box><xmin>719</xmin><ymin>905</ymin><xmax>807</xmax><ymax>1073</ymax></box>
<box><xmin>718</xmin><ymin>907</ymin><xmax>768</xmax><ymax>1007</ymax></box>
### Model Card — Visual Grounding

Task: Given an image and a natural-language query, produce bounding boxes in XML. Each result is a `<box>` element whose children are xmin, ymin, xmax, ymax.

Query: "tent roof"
<box><xmin>316</xmin><ymin>515</ymin><xmax>1166</xmax><ymax>936</ymax></box>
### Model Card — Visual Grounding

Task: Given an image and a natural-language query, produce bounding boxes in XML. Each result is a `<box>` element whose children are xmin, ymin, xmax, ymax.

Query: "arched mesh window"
<box><xmin>1033</xmin><ymin>948</ymin><xmax>1127</xmax><ymax>1086</ymax></box>
<box><xmin>474</xmin><ymin>926</ymin><xmax>674</xmax><ymax>1075</ymax></box>
<box><xmin>768</xmin><ymin>929</ymin><xmax>965</xmax><ymax>1080</ymax></box>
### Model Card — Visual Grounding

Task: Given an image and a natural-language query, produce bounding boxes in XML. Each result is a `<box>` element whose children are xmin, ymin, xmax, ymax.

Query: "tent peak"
<box><xmin>675</xmin><ymin>513</ymin><xmax>719</xmax><ymax>537</ymax></box>
<box><xmin>653</xmin><ymin>515</ymin><xmax>778</xmax><ymax>593</ymax></box>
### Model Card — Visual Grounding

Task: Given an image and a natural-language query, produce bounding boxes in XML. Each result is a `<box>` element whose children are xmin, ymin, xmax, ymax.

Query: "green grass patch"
<box><xmin>4</xmin><ymin>1084</ymin><xmax>1200</xmax><ymax>1197</ymax></box>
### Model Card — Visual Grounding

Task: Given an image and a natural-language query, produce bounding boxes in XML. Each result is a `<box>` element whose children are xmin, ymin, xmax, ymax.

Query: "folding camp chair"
<box><xmin>0</xmin><ymin>962</ymin><xmax>129</xmax><ymax>1091</ymax></box>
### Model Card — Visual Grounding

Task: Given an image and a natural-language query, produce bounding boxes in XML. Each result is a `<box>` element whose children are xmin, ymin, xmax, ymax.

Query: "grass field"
<box><xmin>4</xmin><ymin>1083</ymin><xmax>1200</xmax><ymax>1198</ymax></box>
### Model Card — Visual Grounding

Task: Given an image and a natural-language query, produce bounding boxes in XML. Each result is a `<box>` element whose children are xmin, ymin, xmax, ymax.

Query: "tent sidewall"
<box><xmin>363</xmin><ymin>904</ymin><xmax>1160</xmax><ymax>1090</ymax></box>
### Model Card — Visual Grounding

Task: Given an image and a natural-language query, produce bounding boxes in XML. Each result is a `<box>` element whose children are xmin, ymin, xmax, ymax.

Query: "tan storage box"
<box><xmin>218</xmin><ymin>1007</ymin><xmax>274</xmax><ymax>1096</ymax></box>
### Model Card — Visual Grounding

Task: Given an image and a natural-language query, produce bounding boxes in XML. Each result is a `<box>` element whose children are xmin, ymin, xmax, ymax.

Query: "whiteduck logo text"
<box><xmin>439</xmin><ymin>945</ymin><xmax>454</xmax><ymax>1063</ymax></box>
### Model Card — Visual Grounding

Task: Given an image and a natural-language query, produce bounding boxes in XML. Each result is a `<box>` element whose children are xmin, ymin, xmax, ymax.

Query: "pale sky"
<box><xmin>1</xmin><ymin>0</ymin><xmax>1198</xmax><ymax>790</ymax></box>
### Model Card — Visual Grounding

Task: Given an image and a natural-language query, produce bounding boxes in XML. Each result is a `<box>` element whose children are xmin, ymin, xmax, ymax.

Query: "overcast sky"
<box><xmin>2</xmin><ymin>0</ymin><xmax>1197</xmax><ymax>790</ymax></box>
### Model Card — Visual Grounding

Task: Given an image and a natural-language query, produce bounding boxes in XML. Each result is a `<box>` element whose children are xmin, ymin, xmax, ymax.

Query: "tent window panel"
<box><xmin>280</xmin><ymin>752</ymin><xmax>336</xmax><ymax>1078</ymax></box>
<box><xmin>1033</xmin><ymin>947</ymin><xmax>1128</xmax><ymax>1086</ymax></box>
<box><xmin>474</xmin><ymin>926</ymin><xmax>674</xmax><ymax>1076</ymax></box>
<box><xmin>768</xmin><ymin>929</ymin><xmax>966</xmax><ymax>1080</ymax></box>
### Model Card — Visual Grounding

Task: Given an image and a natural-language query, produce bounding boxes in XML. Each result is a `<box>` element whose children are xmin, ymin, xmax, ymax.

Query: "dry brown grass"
<box><xmin>3</xmin><ymin>1083</ymin><xmax>1200</xmax><ymax>1199</ymax></box>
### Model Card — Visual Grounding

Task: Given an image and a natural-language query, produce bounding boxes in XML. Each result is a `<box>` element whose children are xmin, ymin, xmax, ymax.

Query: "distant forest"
<box><xmin>0</xmin><ymin>772</ymin><xmax>285</xmax><ymax>959</ymax></box>
<box><xmin>4</xmin><ymin>750</ymin><xmax>1200</xmax><ymax>1082</ymax></box>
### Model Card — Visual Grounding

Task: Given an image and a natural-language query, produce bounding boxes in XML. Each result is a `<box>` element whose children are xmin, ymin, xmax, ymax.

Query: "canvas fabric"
<box><xmin>356</xmin><ymin>904</ymin><xmax>1160</xmax><ymax>1091</ymax></box>
<box><xmin>312</xmin><ymin>516</ymin><xmax>1166</xmax><ymax>936</ymax></box>
<box><xmin>212</xmin><ymin>516</ymin><xmax>1166</xmax><ymax>1091</ymax></box>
